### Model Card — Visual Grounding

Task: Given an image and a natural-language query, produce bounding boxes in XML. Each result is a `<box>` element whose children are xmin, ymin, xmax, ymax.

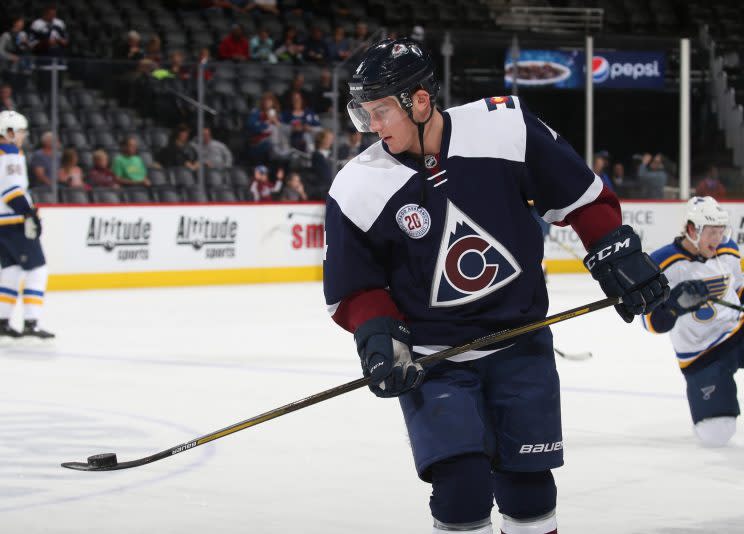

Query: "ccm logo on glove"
<box><xmin>585</xmin><ymin>238</ymin><xmax>631</xmax><ymax>270</ymax></box>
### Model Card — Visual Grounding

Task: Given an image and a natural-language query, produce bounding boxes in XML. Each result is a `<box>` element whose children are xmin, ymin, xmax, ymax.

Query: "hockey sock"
<box><xmin>22</xmin><ymin>265</ymin><xmax>48</xmax><ymax>321</ymax></box>
<box><xmin>0</xmin><ymin>265</ymin><xmax>23</xmax><ymax>319</ymax></box>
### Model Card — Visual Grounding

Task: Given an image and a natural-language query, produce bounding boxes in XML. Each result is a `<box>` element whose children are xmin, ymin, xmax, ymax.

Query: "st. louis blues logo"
<box><xmin>430</xmin><ymin>201</ymin><xmax>522</xmax><ymax>307</ymax></box>
<box><xmin>695</xmin><ymin>275</ymin><xmax>730</xmax><ymax>323</ymax></box>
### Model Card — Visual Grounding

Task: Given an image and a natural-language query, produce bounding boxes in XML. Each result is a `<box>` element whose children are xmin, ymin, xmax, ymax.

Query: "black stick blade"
<box><xmin>61</xmin><ymin>459</ymin><xmax>141</xmax><ymax>471</ymax></box>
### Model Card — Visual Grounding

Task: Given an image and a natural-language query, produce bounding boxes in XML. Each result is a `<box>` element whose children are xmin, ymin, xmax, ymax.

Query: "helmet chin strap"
<box><xmin>407</xmin><ymin>104</ymin><xmax>435</xmax><ymax>207</ymax></box>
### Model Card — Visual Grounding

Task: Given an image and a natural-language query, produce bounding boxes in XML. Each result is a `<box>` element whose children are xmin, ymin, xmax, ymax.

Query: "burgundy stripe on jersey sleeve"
<box><xmin>563</xmin><ymin>184</ymin><xmax>621</xmax><ymax>249</ymax></box>
<box><xmin>331</xmin><ymin>288</ymin><xmax>405</xmax><ymax>333</ymax></box>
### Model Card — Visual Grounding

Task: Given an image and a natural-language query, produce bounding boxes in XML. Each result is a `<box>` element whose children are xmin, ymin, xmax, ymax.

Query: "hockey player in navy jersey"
<box><xmin>323</xmin><ymin>39</ymin><xmax>668</xmax><ymax>534</ymax></box>
<box><xmin>642</xmin><ymin>197</ymin><xmax>742</xmax><ymax>447</ymax></box>
<box><xmin>0</xmin><ymin>110</ymin><xmax>54</xmax><ymax>342</ymax></box>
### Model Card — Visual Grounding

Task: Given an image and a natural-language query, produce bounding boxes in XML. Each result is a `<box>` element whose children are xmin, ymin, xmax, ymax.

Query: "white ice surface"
<box><xmin>1</xmin><ymin>274</ymin><xmax>744</xmax><ymax>533</ymax></box>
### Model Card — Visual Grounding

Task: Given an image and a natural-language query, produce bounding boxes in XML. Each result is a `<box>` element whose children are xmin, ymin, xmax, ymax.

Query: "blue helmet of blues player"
<box><xmin>346</xmin><ymin>38</ymin><xmax>439</xmax><ymax>134</ymax></box>
<box><xmin>0</xmin><ymin>110</ymin><xmax>28</xmax><ymax>146</ymax></box>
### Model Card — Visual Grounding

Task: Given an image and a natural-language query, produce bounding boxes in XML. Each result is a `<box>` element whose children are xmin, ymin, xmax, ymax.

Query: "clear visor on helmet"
<box><xmin>346</xmin><ymin>96</ymin><xmax>407</xmax><ymax>133</ymax></box>
<box><xmin>701</xmin><ymin>224</ymin><xmax>732</xmax><ymax>243</ymax></box>
<box><xmin>686</xmin><ymin>224</ymin><xmax>732</xmax><ymax>248</ymax></box>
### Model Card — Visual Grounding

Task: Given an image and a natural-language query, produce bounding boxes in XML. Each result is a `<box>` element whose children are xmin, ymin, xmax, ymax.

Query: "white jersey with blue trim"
<box><xmin>324</xmin><ymin>96</ymin><xmax>605</xmax><ymax>361</ymax></box>
<box><xmin>641</xmin><ymin>239</ymin><xmax>744</xmax><ymax>369</ymax></box>
<box><xmin>0</xmin><ymin>143</ymin><xmax>32</xmax><ymax>225</ymax></box>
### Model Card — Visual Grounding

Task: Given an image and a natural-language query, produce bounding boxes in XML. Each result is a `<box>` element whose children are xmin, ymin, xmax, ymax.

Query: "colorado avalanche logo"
<box><xmin>430</xmin><ymin>201</ymin><xmax>522</xmax><ymax>307</ymax></box>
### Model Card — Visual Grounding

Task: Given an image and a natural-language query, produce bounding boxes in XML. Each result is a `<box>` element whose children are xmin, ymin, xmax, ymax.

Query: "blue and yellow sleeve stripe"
<box><xmin>641</xmin><ymin>313</ymin><xmax>657</xmax><ymax>333</ymax></box>
<box><xmin>1</xmin><ymin>185</ymin><xmax>25</xmax><ymax>204</ymax></box>
<box><xmin>658</xmin><ymin>253</ymin><xmax>688</xmax><ymax>270</ymax></box>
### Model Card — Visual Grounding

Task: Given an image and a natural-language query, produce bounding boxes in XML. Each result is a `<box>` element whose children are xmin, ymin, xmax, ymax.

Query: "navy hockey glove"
<box><xmin>668</xmin><ymin>280</ymin><xmax>710</xmax><ymax>316</ymax></box>
<box><xmin>354</xmin><ymin>317</ymin><xmax>425</xmax><ymax>398</ymax></box>
<box><xmin>24</xmin><ymin>208</ymin><xmax>42</xmax><ymax>239</ymax></box>
<box><xmin>584</xmin><ymin>225</ymin><xmax>670</xmax><ymax>323</ymax></box>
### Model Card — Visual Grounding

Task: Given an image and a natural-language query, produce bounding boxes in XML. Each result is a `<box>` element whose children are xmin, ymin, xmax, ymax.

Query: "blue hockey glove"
<box><xmin>584</xmin><ymin>225</ymin><xmax>670</xmax><ymax>323</ymax></box>
<box><xmin>354</xmin><ymin>317</ymin><xmax>425</xmax><ymax>398</ymax></box>
<box><xmin>668</xmin><ymin>280</ymin><xmax>710</xmax><ymax>316</ymax></box>
<box><xmin>24</xmin><ymin>208</ymin><xmax>42</xmax><ymax>239</ymax></box>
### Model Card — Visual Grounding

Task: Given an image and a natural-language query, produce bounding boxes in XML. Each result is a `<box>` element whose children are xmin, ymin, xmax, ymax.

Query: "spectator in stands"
<box><xmin>113</xmin><ymin>136</ymin><xmax>150</xmax><ymax>187</ymax></box>
<box><xmin>250</xmin><ymin>27</ymin><xmax>276</xmax><ymax>63</ymax></box>
<box><xmin>327</xmin><ymin>26</ymin><xmax>351</xmax><ymax>63</ymax></box>
<box><xmin>120</xmin><ymin>30</ymin><xmax>144</xmax><ymax>62</ymax></box>
<box><xmin>281</xmin><ymin>91</ymin><xmax>320</xmax><ymax>153</ymax></box>
<box><xmin>192</xmin><ymin>127</ymin><xmax>233</xmax><ymax>169</ymax></box>
<box><xmin>281</xmin><ymin>72</ymin><xmax>311</xmax><ymax>110</ymax></box>
<box><xmin>218</xmin><ymin>24</ymin><xmax>250</xmax><ymax>61</ymax></box>
<box><xmin>144</xmin><ymin>35</ymin><xmax>163</xmax><ymax>66</ymax></box>
<box><xmin>310</xmin><ymin>68</ymin><xmax>333</xmax><ymax>113</ymax></box>
<box><xmin>611</xmin><ymin>162</ymin><xmax>626</xmax><ymax>188</ymax></box>
<box><xmin>250</xmin><ymin>164</ymin><xmax>283</xmax><ymax>201</ymax></box>
<box><xmin>58</xmin><ymin>148</ymin><xmax>86</xmax><ymax>189</ymax></box>
<box><xmin>410</xmin><ymin>25</ymin><xmax>426</xmax><ymax>44</ymax></box>
<box><xmin>29</xmin><ymin>132</ymin><xmax>59</xmax><ymax>187</ymax></box>
<box><xmin>0</xmin><ymin>84</ymin><xmax>15</xmax><ymax>111</ymax></box>
<box><xmin>338</xmin><ymin>127</ymin><xmax>364</xmax><ymax>164</ymax></box>
<box><xmin>592</xmin><ymin>152</ymin><xmax>614</xmax><ymax>192</ymax></box>
<box><xmin>310</xmin><ymin>129</ymin><xmax>334</xmax><ymax>198</ymax></box>
<box><xmin>637</xmin><ymin>152</ymin><xmax>668</xmax><ymax>199</ymax></box>
<box><xmin>28</xmin><ymin>5</ymin><xmax>68</xmax><ymax>56</ymax></box>
<box><xmin>87</xmin><ymin>149</ymin><xmax>119</xmax><ymax>188</ymax></box>
<box><xmin>695</xmin><ymin>165</ymin><xmax>727</xmax><ymax>200</ymax></box>
<box><xmin>246</xmin><ymin>91</ymin><xmax>282</xmax><ymax>162</ymax></box>
<box><xmin>158</xmin><ymin>125</ymin><xmax>200</xmax><ymax>172</ymax></box>
<box><xmin>194</xmin><ymin>47</ymin><xmax>215</xmax><ymax>80</ymax></box>
<box><xmin>167</xmin><ymin>50</ymin><xmax>191</xmax><ymax>80</ymax></box>
<box><xmin>304</xmin><ymin>27</ymin><xmax>329</xmax><ymax>64</ymax></box>
<box><xmin>0</xmin><ymin>16</ymin><xmax>30</xmax><ymax>71</ymax></box>
<box><xmin>350</xmin><ymin>21</ymin><xmax>370</xmax><ymax>50</ymax></box>
<box><xmin>274</xmin><ymin>26</ymin><xmax>304</xmax><ymax>64</ymax></box>
<box><xmin>279</xmin><ymin>171</ymin><xmax>308</xmax><ymax>201</ymax></box>
<box><xmin>244</xmin><ymin>0</ymin><xmax>280</xmax><ymax>15</ymax></box>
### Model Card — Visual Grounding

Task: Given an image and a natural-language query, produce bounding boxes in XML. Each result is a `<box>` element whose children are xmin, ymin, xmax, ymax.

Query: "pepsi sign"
<box><xmin>505</xmin><ymin>49</ymin><xmax>666</xmax><ymax>90</ymax></box>
<box><xmin>590</xmin><ymin>51</ymin><xmax>665</xmax><ymax>89</ymax></box>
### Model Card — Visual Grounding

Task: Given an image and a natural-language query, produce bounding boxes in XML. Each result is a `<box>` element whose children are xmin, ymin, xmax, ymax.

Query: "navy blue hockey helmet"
<box><xmin>347</xmin><ymin>38</ymin><xmax>439</xmax><ymax>132</ymax></box>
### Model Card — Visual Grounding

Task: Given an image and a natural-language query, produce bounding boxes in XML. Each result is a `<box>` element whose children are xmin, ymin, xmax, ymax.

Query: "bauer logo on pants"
<box><xmin>430</xmin><ymin>201</ymin><xmax>521</xmax><ymax>307</ymax></box>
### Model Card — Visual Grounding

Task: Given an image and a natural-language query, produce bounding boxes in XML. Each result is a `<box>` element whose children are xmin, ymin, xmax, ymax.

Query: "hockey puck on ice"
<box><xmin>87</xmin><ymin>453</ymin><xmax>118</xmax><ymax>468</ymax></box>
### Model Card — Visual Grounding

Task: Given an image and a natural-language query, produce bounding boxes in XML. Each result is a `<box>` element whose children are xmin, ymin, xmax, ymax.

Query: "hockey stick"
<box><xmin>61</xmin><ymin>296</ymin><xmax>620</xmax><ymax>472</ymax></box>
<box><xmin>709</xmin><ymin>297</ymin><xmax>744</xmax><ymax>313</ymax></box>
<box><xmin>554</xmin><ymin>346</ymin><xmax>593</xmax><ymax>361</ymax></box>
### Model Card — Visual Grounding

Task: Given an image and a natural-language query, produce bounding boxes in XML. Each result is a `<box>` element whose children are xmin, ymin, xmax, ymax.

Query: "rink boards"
<box><xmin>37</xmin><ymin>200</ymin><xmax>744</xmax><ymax>290</ymax></box>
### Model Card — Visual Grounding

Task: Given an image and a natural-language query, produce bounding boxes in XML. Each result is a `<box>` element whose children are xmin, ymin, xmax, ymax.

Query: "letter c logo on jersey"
<box><xmin>430</xmin><ymin>202</ymin><xmax>522</xmax><ymax>307</ymax></box>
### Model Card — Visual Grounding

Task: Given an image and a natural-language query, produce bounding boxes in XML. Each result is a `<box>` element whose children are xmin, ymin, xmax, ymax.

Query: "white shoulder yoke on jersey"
<box><xmin>446</xmin><ymin>96</ymin><xmax>526</xmax><ymax>163</ymax></box>
<box><xmin>329</xmin><ymin>140</ymin><xmax>417</xmax><ymax>232</ymax></box>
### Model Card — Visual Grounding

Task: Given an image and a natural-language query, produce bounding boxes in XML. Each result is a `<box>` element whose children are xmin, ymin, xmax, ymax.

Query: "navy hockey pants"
<box><xmin>0</xmin><ymin>225</ymin><xmax>46</xmax><ymax>270</ymax></box>
<box><xmin>399</xmin><ymin>328</ymin><xmax>563</xmax><ymax>482</ymax></box>
<box><xmin>684</xmin><ymin>331</ymin><xmax>744</xmax><ymax>424</ymax></box>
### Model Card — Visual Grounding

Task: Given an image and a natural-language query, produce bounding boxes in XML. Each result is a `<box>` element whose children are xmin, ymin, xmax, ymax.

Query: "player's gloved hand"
<box><xmin>24</xmin><ymin>208</ymin><xmax>42</xmax><ymax>239</ymax></box>
<box><xmin>668</xmin><ymin>280</ymin><xmax>710</xmax><ymax>316</ymax></box>
<box><xmin>354</xmin><ymin>317</ymin><xmax>424</xmax><ymax>398</ymax></box>
<box><xmin>584</xmin><ymin>224</ymin><xmax>670</xmax><ymax>323</ymax></box>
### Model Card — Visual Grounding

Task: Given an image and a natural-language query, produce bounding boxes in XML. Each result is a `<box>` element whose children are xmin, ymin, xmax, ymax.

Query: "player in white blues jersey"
<box><xmin>642</xmin><ymin>196</ymin><xmax>743</xmax><ymax>446</ymax></box>
<box><xmin>323</xmin><ymin>39</ymin><xmax>668</xmax><ymax>534</ymax></box>
<box><xmin>0</xmin><ymin>111</ymin><xmax>54</xmax><ymax>342</ymax></box>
